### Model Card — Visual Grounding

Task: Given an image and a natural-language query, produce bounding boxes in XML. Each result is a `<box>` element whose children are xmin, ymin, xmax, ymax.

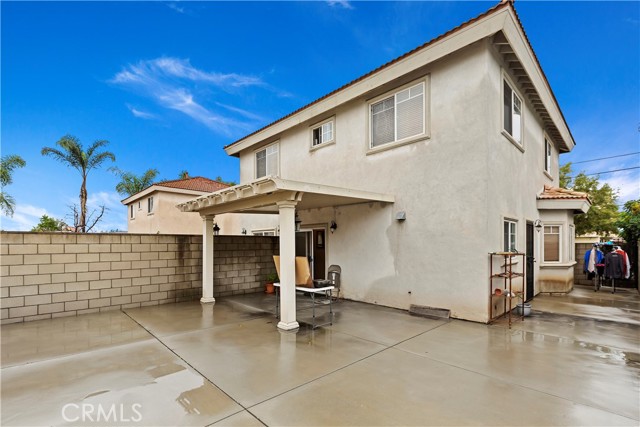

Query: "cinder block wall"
<box><xmin>1</xmin><ymin>232</ymin><xmax>278</xmax><ymax>324</ymax></box>
<box><xmin>574</xmin><ymin>243</ymin><xmax>591</xmax><ymax>286</ymax></box>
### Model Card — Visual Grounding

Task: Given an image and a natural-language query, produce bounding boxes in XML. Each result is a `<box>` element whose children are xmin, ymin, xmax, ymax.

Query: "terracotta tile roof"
<box><xmin>224</xmin><ymin>1</ymin><xmax>510</xmax><ymax>151</ymax></box>
<box><xmin>538</xmin><ymin>185</ymin><xmax>590</xmax><ymax>201</ymax></box>
<box><xmin>154</xmin><ymin>176</ymin><xmax>231</xmax><ymax>193</ymax></box>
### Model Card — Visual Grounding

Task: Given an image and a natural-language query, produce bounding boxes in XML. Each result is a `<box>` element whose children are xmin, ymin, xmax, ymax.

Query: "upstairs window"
<box><xmin>503</xmin><ymin>220</ymin><xmax>517</xmax><ymax>252</ymax></box>
<box><xmin>312</xmin><ymin>120</ymin><xmax>334</xmax><ymax>147</ymax></box>
<box><xmin>370</xmin><ymin>81</ymin><xmax>425</xmax><ymax>148</ymax></box>
<box><xmin>130</xmin><ymin>205</ymin><xmax>135</xmax><ymax>219</ymax></box>
<box><xmin>503</xmin><ymin>79</ymin><xmax>522</xmax><ymax>145</ymax></box>
<box><xmin>147</xmin><ymin>197</ymin><xmax>154</xmax><ymax>214</ymax></box>
<box><xmin>544</xmin><ymin>138</ymin><xmax>552</xmax><ymax>174</ymax></box>
<box><xmin>256</xmin><ymin>143</ymin><xmax>279</xmax><ymax>178</ymax></box>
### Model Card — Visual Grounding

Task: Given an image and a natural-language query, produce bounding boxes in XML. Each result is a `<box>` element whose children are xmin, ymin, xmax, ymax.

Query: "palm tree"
<box><xmin>41</xmin><ymin>135</ymin><xmax>115</xmax><ymax>232</ymax></box>
<box><xmin>178</xmin><ymin>170</ymin><xmax>189</xmax><ymax>179</ymax></box>
<box><xmin>0</xmin><ymin>154</ymin><xmax>26</xmax><ymax>217</ymax></box>
<box><xmin>111</xmin><ymin>167</ymin><xmax>159</xmax><ymax>197</ymax></box>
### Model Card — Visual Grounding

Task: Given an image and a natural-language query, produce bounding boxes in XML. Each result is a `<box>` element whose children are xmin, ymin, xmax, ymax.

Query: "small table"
<box><xmin>274</xmin><ymin>283</ymin><xmax>335</xmax><ymax>329</ymax></box>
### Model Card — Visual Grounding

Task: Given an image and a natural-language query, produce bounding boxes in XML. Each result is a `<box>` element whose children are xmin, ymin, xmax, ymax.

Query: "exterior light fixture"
<box><xmin>534</xmin><ymin>219</ymin><xmax>543</xmax><ymax>231</ymax></box>
<box><xmin>294</xmin><ymin>213</ymin><xmax>302</xmax><ymax>232</ymax></box>
<box><xmin>213</xmin><ymin>223</ymin><xmax>220</xmax><ymax>236</ymax></box>
<box><xmin>330</xmin><ymin>221</ymin><xmax>337</xmax><ymax>234</ymax></box>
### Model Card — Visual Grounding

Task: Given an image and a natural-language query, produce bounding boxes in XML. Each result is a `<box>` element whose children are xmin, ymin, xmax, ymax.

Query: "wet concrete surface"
<box><xmin>1</xmin><ymin>289</ymin><xmax>639</xmax><ymax>426</ymax></box>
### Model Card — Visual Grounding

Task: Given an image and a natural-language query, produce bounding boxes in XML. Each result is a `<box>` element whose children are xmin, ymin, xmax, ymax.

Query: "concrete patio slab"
<box><xmin>162</xmin><ymin>316</ymin><xmax>388</xmax><ymax>407</ymax></box>
<box><xmin>1</xmin><ymin>311</ymin><xmax>150</xmax><ymax>367</ymax></box>
<box><xmin>531</xmin><ymin>286</ymin><xmax>640</xmax><ymax>325</ymax></box>
<box><xmin>396</xmin><ymin>320</ymin><xmax>640</xmax><ymax>420</ymax></box>
<box><xmin>211</xmin><ymin>410</ymin><xmax>265</xmax><ymax>426</ymax></box>
<box><xmin>1</xmin><ymin>339</ymin><xmax>242</xmax><ymax>426</ymax></box>
<box><xmin>2</xmin><ymin>286</ymin><xmax>639</xmax><ymax>426</ymax></box>
<box><xmin>250</xmin><ymin>347</ymin><xmax>636</xmax><ymax>426</ymax></box>
<box><xmin>123</xmin><ymin>298</ymin><xmax>271</xmax><ymax>338</ymax></box>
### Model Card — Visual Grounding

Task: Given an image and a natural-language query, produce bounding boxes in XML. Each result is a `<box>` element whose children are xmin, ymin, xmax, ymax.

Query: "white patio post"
<box><xmin>201</xmin><ymin>215</ymin><xmax>215</xmax><ymax>304</ymax></box>
<box><xmin>277</xmin><ymin>200</ymin><xmax>299</xmax><ymax>331</ymax></box>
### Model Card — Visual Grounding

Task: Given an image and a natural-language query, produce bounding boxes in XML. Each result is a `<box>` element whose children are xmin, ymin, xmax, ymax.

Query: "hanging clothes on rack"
<box><xmin>614</xmin><ymin>246</ymin><xmax>631</xmax><ymax>279</ymax></box>
<box><xmin>583</xmin><ymin>244</ymin><xmax>604</xmax><ymax>279</ymax></box>
<box><xmin>604</xmin><ymin>250</ymin><xmax>624</xmax><ymax>279</ymax></box>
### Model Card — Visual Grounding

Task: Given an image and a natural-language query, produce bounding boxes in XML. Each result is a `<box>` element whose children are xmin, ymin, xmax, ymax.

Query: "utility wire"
<box><xmin>568</xmin><ymin>152</ymin><xmax>640</xmax><ymax>164</ymax></box>
<box><xmin>573</xmin><ymin>166</ymin><xmax>640</xmax><ymax>177</ymax></box>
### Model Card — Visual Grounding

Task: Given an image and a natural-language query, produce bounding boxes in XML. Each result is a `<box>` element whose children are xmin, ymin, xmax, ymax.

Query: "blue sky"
<box><xmin>1</xmin><ymin>1</ymin><xmax>639</xmax><ymax>231</ymax></box>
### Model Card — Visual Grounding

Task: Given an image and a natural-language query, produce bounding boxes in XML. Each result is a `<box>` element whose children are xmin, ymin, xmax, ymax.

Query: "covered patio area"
<box><xmin>177</xmin><ymin>176</ymin><xmax>395</xmax><ymax>331</ymax></box>
<box><xmin>2</xmin><ymin>290</ymin><xmax>638</xmax><ymax>426</ymax></box>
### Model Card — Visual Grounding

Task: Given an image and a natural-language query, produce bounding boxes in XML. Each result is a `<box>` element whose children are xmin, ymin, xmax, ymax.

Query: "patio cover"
<box><xmin>177</xmin><ymin>177</ymin><xmax>394</xmax><ymax>331</ymax></box>
<box><xmin>177</xmin><ymin>176</ymin><xmax>395</xmax><ymax>216</ymax></box>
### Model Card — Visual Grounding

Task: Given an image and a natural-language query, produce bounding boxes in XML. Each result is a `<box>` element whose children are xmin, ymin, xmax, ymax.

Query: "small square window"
<box><xmin>312</xmin><ymin>120</ymin><xmax>334</xmax><ymax>147</ymax></box>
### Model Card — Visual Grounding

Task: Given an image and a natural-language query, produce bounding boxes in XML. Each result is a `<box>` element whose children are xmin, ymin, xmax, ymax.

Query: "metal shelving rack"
<box><xmin>489</xmin><ymin>252</ymin><xmax>526</xmax><ymax>328</ymax></box>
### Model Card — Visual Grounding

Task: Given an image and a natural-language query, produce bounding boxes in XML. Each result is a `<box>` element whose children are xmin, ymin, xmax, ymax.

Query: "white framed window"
<box><xmin>369</xmin><ymin>80</ymin><xmax>426</xmax><ymax>149</ymax></box>
<box><xmin>255</xmin><ymin>142</ymin><xmax>279</xmax><ymax>178</ymax></box>
<box><xmin>138</xmin><ymin>201</ymin><xmax>141</xmax><ymax>211</ymax></box>
<box><xmin>503</xmin><ymin>219</ymin><xmax>517</xmax><ymax>252</ymax></box>
<box><xmin>543</xmin><ymin>225</ymin><xmax>561</xmax><ymax>262</ymax></box>
<box><xmin>544</xmin><ymin>138</ymin><xmax>552</xmax><ymax>175</ymax></box>
<box><xmin>503</xmin><ymin>78</ymin><xmax>523</xmax><ymax>146</ymax></box>
<box><xmin>252</xmin><ymin>229</ymin><xmax>276</xmax><ymax>236</ymax></box>
<box><xmin>311</xmin><ymin>119</ymin><xmax>334</xmax><ymax>147</ymax></box>
<box><xmin>130</xmin><ymin>205</ymin><xmax>135</xmax><ymax>219</ymax></box>
<box><xmin>147</xmin><ymin>197</ymin><xmax>154</xmax><ymax>214</ymax></box>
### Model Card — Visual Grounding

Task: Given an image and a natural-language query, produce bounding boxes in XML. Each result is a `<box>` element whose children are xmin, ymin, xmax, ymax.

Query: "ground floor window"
<box><xmin>543</xmin><ymin>225</ymin><xmax>561</xmax><ymax>262</ymax></box>
<box><xmin>503</xmin><ymin>219</ymin><xmax>517</xmax><ymax>252</ymax></box>
<box><xmin>253</xmin><ymin>229</ymin><xmax>276</xmax><ymax>236</ymax></box>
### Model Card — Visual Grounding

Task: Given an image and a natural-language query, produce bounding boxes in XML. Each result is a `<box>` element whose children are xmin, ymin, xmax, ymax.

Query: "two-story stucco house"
<box><xmin>178</xmin><ymin>0</ymin><xmax>590</xmax><ymax>329</ymax></box>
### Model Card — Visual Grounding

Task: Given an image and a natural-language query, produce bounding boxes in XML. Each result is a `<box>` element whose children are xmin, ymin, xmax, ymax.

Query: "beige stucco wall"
<box><xmin>234</xmin><ymin>40</ymin><xmax>574</xmax><ymax>322</ymax></box>
<box><xmin>126</xmin><ymin>190</ymin><xmax>278</xmax><ymax>235</ymax></box>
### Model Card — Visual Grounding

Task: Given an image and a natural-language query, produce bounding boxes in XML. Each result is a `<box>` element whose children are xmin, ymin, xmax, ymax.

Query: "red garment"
<box><xmin>615</xmin><ymin>249</ymin><xmax>631</xmax><ymax>279</ymax></box>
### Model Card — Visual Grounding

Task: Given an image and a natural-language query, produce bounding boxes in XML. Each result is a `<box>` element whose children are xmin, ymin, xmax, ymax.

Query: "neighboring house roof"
<box><xmin>538</xmin><ymin>185</ymin><xmax>590</xmax><ymax>201</ymax></box>
<box><xmin>121</xmin><ymin>177</ymin><xmax>231</xmax><ymax>205</ymax></box>
<box><xmin>224</xmin><ymin>0</ymin><xmax>575</xmax><ymax>155</ymax></box>
<box><xmin>154</xmin><ymin>177</ymin><xmax>231</xmax><ymax>193</ymax></box>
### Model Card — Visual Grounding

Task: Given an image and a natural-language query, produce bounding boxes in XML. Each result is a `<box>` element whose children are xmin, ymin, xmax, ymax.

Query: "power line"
<box><xmin>574</xmin><ymin>166</ymin><xmax>640</xmax><ymax>177</ymax></box>
<box><xmin>568</xmin><ymin>152</ymin><xmax>640</xmax><ymax>165</ymax></box>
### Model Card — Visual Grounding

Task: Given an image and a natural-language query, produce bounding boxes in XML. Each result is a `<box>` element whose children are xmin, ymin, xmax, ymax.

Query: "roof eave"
<box><xmin>537</xmin><ymin>198</ymin><xmax>591</xmax><ymax>214</ymax></box>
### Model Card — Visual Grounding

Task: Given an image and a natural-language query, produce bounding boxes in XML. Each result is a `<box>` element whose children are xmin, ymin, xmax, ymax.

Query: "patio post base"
<box><xmin>200</xmin><ymin>297</ymin><xmax>216</xmax><ymax>304</ymax></box>
<box><xmin>277</xmin><ymin>320</ymin><xmax>300</xmax><ymax>331</ymax></box>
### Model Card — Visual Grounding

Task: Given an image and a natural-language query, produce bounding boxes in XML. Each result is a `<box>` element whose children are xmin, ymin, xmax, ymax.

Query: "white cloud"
<box><xmin>601</xmin><ymin>171</ymin><xmax>640</xmax><ymax>205</ymax></box>
<box><xmin>87</xmin><ymin>191</ymin><xmax>122</xmax><ymax>210</ymax></box>
<box><xmin>127</xmin><ymin>104</ymin><xmax>156</xmax><ymax>119</ymax></box>
<box><xmin>0</xmin><ymin>204</ymin><xmax>50</xmax><ymax>231</ymax></box>
<box><xmin>166</xmin><ymin>2</ymin><xmax>185</xmax><ymax>14</ymax></box>
<box><xmin>215</xmin><ymin>102</ymin><xmax>266</xmax><ymax>122</ymax></box>
<box><xmin>110</xmin><ymin>57</ymin><xmax>265</xmax><ymax>135</ymax></box>
<box><xmin>327</xmin><ymin>0</ymin><xmax>354</xmax><ymax>10</ymax></box>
